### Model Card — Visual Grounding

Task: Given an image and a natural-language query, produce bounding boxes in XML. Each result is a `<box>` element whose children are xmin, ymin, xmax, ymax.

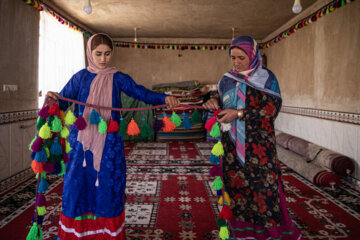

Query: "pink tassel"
<box><xmin>31</xmin><ymin>137</ymin><xmax>43</xmax><ymax>152</ymax></box>
<box><xmin>209</xmin><ymin>165</ymin><xmax>223</xmax><ymax>177</ymax></box>
<box><xmin>38</xmin><ymin>105</ymin><xmax>49</xmax><ymax>118</ymax></box>
<box><xmin>35</xmin><ymin>193</ymin><xmax>46</xmax><ymax>207</ymax></box>
<box><xmin>44</xmin><ymin>162</ymin><xmax>55</xmax><ymax>173</ymax></box>
<box><xmin>205</xmin><ymin>117</ymin><xmax>216</xmax><ymax>131</ymax></box>
<box><xmin>75</xmin><ymin>115</ymin><xmax>87</xmax><ymax>130</ymax></box>
<box><xmin>63</xmin><ymin>153</ymin><xmax>69</xmax><ymax>164</ymax></box>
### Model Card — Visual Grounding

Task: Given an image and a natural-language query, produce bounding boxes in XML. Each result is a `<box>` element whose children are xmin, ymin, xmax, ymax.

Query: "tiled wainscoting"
<box><xmin>0</xmin><ymin>110</ymin><xmax>37</xmax><ymax>181</ymax></box>
<box><xmin>275</xmin><ymin>107</ymin><xmax>360</xmax><ymax>179</ymax></box>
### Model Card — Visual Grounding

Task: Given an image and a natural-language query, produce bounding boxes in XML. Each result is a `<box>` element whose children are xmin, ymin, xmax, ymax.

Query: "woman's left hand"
<box><xmin>165</xmin><ymin>96</ymin><xmax>181</xmax><ymax>109</ymax></box>
<box><xmin>217</xmin><ymin>109</ymin><xmax>238</xmax><ymax>123</ymax></box>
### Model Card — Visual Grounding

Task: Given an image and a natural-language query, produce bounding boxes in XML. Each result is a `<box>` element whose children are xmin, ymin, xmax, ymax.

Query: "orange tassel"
<box><xmin>31</xmin><ymin>160</ymin><xmax>44</xmax><ymax>174</ymax></box>
<box><xmin>126</xmin><ymin>118</ymin><xmax>140</xmax><ymax>136</ymax></box>
<box><xmin>162</xmin><ymin>115</ymin><xmax>176</xmax><ymax>132</ymax></box>
<box><xmin>107</xmin><ymin>119</ymin><xmax>119</xmax><ymax>133</ymax></box>
<box><xmin>59</xmin><ymin>110</ymin><xmax>66</xmax><ymax>120</ymax></box>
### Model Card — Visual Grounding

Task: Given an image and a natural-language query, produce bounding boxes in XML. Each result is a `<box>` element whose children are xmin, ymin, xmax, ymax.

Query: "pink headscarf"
<box><xmin>77</xmin><ymin>33</ymin><xmax>117</xmax><ymax>180</ymax></box>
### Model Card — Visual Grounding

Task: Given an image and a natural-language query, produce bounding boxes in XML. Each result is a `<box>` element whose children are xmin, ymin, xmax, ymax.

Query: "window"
<box><xmin>38</xmin><ymin>11</ymin><xmax>85</xmax><ymax>107</ymax></box>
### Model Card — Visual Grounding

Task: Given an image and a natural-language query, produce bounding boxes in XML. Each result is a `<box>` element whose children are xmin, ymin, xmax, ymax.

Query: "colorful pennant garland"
<box><xmin>260</xmin><ymin>0</ymin><xmax>356</xmax><ymax>49</ymax></box>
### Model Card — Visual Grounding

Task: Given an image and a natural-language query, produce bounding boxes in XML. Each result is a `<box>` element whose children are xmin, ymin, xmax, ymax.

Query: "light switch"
<box><xmin>3</xmin><ymin>84</ymin><xmax>18</xmax><ymax>92</ymax></box>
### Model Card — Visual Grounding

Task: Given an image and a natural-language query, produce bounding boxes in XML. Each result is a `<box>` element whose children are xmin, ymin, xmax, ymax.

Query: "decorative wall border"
<box><xmin>0</xmin><ymin>110</ymin><xmax>38</xmax><ymax>125</ymax></box>
<box><xmin>280</xmin><ymin>106</ymin><xmax>360</xmax><ymax>125</ymax></box>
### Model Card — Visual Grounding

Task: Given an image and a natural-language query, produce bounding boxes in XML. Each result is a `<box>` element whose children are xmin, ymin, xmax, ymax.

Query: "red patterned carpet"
<box><xmin>0</xmin><ymin>142</ymin><xmax>359</xmax><ymax>240</ymax></box>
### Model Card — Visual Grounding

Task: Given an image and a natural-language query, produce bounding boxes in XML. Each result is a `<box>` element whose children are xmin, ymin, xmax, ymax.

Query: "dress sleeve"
<box><xmin>116</xmin><ymin>73</ymin><xmax>167</xmax><ymax>105</ymax></box>
<box><xmin>242</xmin><ymin>88</ymin><xmax>281</xmax><ymax>120</ymax></box>
<box><xmin>58</xmin><ymin>71</ymin><xmax>82</xmax><ymax>111</ymax></box>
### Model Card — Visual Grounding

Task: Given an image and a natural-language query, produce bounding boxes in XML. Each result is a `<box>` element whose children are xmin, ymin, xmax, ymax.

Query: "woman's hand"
<box><xmin>46</xmin><ymin>91</ymin><xmax>60</xmax><ymax>100</ymax></box>
<box><xmin>202</xmin><ymin>98</ymin><xmax>219</xmax><ymax>110</ymax></box>
<box><xmin>217</xmin><ymin>109</ymin><xmax>238</xmax><ymax>123</ymax></box>
<box><xmin>165</xmin><ymin>96</ymin><xmax>180</xmax><ymax>109</ymax></box>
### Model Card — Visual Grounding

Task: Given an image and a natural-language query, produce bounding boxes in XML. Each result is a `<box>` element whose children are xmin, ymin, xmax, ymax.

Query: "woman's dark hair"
<box><xmin>91</xmin><ymin>34</ymin><xmax>113</xmax><ymax>50</ymax></box>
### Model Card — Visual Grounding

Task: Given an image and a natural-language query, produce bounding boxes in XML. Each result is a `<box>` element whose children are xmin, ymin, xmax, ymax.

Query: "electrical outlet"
<box><xmin>3</xmin><ymin>84</ymin><xmax>18</xmax><ymax>92</ymax></box>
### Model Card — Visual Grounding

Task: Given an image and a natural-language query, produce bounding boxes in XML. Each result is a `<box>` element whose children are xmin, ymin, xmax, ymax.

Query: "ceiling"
<box><xmin>46</xmin><ymin>0</ymin><xmax>316</xmax><ymax>40</ymax></box>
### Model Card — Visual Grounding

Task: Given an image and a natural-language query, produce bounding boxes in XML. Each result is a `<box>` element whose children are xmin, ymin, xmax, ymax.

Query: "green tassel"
<box><xmin>117</xmin><ymin>118</ymin><xmax>127</xmax><ymax>137</ymax></box>
<box><xmin>47</xmin><ymin>116</ymin><xmax>54</xmax><ymax>128</ymax></box>
<box><xmin>219</xmin><ymin>226</ymin><xmax>229</xmax><ymax>240</ymax></box>
<box><xmin>26</xmin><ymin>222</ymin><xmax>43</xmax><ymax>240</ymax></box>
<box><xmin>341</xmin><ymin>0</ymin><xmax>346</xmax><ymax>6</ymax></box>
<box><xmin>326</xmin><ymin>6</ymin><xmax>330</xmax><ymax>14</ymax></box>
<box><xmin>64</xmin><ymin>109</ymin><xmax>76</xmax><ymax>126</ymax></box>
<box><xmin>58</xmin><ymin>160</ymin><xmax>66</xmax><ymax>176</ymax></box>
<box><xmin>29</xmin><ymin>135</ymin><xmax>37</xmax><ymax>151</ymax></box>
<box><xmin>191</xmin><ymin>109</ymin><xmax>202</xmax><ymax>124</ymax></box>
<box><xmin>210</xmin><ymin>122</ymin><xmax>220</xmax><ymax>138</ymax></box>
<box><xmin>170</xmin><ymin>111</ymin><xmax>182</xmax><ymax>127</ymax></box>
<box><xmin>211</xmin><ymin>141</ymin><xmax>224</xmax><ymax>156</ymax></box>
<box><xmin>212</xmin><ymin>176</ymin><xmax>223</xmax><ymax>190</ymax></box>
<box><xmin>60</xmin><ymin>126</ymin><xmax>69</xmax><ymax>138</ymax></box>
<box><xmin>38</xmin><ymin>124</ymin><xmax>52</xmax><ymax>139</ymax></box>
<box><xmin>98</xmin><ymin>117</ymin><xmax>107</xmax><ymax>134</ymax></box>
<box><xmin>37</xmin><ymin>206</ymin><xmax>46</xmax><ymax>216</ymax></box>
<box><xmin>65</xmin><ymin>141</ymin><xmax>72</xmax><ymax>153</ymax></box>
<box><xmin>140</xmin><ymin>118</ymin><xmax>154</xmax><ymax>137</ymax></box>
<box><xmin>217</xmin><ymin>217</ymin><xmax>227</xmax><ymax>227</ymax></box>
<box><xmin>36</xmin><ymin>117</ymin><xmax>46</xmax><ymax>131</ymax></box>
<box><xmin>44</xmin><ymin>139</ymin><xmax>52</xmax><ymax>148</ymax></box>
<box><xmin>51</xmin><ymin>116</ymin><xmax>63</xmax><ymax>132</ymax></box>
<box><xmin>44</xmin><ymin>147</ymin><xmax>50</xmax><ymax>158</ymax></box>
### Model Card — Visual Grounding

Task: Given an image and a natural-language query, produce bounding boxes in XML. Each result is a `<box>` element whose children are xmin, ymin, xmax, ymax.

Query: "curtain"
<box><xmin>38</xmin><ymin>11</ymin><xmax>85</xmax><ymax>107</ymax></box>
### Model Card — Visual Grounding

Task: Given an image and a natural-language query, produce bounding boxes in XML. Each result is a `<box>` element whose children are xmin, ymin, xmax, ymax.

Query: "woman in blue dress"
<box><xmin>46</xmin><ymin>33</ymin><xmax>179</xmax><ymax>240</ymax></box>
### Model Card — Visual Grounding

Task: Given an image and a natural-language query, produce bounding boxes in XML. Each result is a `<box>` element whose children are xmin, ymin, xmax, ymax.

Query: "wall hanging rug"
<box><xmin>0</xmin><ymin>142</ymin><xmax>360</xmax><ymax>239</ymax></box>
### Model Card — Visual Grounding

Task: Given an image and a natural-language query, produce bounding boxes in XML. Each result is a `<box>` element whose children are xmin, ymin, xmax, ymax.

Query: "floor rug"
<box><xmin>0</xmin><ymin>142</ymin><xmax>359</xmax><ymax>240</ymax></box>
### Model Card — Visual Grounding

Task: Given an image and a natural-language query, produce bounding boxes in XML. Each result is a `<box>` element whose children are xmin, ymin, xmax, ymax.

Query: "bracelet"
<box><xmin>237</xmin><ymin>109</ymin><xmax>244</xmax><ymax>119</ymax></box>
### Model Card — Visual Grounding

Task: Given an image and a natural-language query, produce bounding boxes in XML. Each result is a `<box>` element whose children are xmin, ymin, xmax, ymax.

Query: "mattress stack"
<box><xmin>152</xmin><ymin>81</ymin><xmax>206</xmax><ymax>142</ymax></box>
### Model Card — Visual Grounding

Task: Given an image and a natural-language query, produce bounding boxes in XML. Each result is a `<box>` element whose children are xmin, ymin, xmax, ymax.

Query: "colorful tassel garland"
<box><xmin>38</xmin><ymin>177</ymin><xmax>48</xmax><ymax>193</ymax></box>
<box><xmin>209</xmin><ymin>164</ymin><xmax>223</xmax><ymax>177</ymax></box>
<box><xmin>211</xmin><ymin>140</ymin><xmax>224</xmax><ymax>156</ymax></box>
<box><xmin>107</xmin><ymin>119</ymin><xmax>119</xmax><ymax>133</ymax></box>
<box><xmin>36</xmin><ymin>117</ymin><xmax>46</xmax><ymax>131</ymax></box>
<box><xmin>212</xmin><ymin>176</ymin><xmax>223</xmax><ymax>191</ymax></box>
<box><xmin>182</xmin><ymin>113</ymin><xmax>192</xmax><ymax>130</ymax></box>
<box><xmin>140</xmin><ymin>118</ymin><xmax>154</xmax><ymax>137</ymax></box>
<box><xmin>209</xmin><ymin>153</ymin><xmax>220</xmax><ymax>164</ymax></box>
<box><xmin>75</xmin><ymin>115</ymin><xmax>87</xmax><ymax>131</ymax></box>
<box><xmin>210</xmin><ymin>122</ymin><xmax>220</xmax><ymax>138</ymax></box>
<box><xmin>35</xmin><ymin>148</ymin><xmax>48</xmax><ymax>163</ymax></box>
<box><xmin>205</xmin><ymin>116</ymin><xmax>216</xmax><ymax>131</ymax></box>
<box><xmin>191</xmin><ymin>109</ymin><xmax>201</xmax><ymax>124</ymax></box>
<box><xmin>31</xmin><ymin>136</ymin><xmax>43</xmax><ymax>152</ymax></box>
<box><xmin>64</xmin><ymin>109</ymin><xmax>76</xmax><ymax>125</ymax></box>
<box><xmin>118</xmin><ymin>118</ymin><xmax>127</xmax><ymax>137</ymax></box>
<box><xmin>127</xmin><ymin>118</ymin><xmax>140</xmax><ymax>136</ymax></box>
<box><xmin>89</xmin><ymin>109</ymin><xmax>100</xmax><ymax>124</ymax></box>
<box><xmin>26</xmin><ymin>222</ymin><xmax>43</xmax><ymax>240</ymax></box>
<box><xmin>38</xmin><ymin>105</ymin><xmax>49</xmax><ymax>118</ymax></box>
<box><xmin>38</xmin><ymin>124</ymin><xmax>52</xmax><ymax>139</ymax></box>
<box><xmin>50</xmin><ymin>138</ymin><xmax>63</xmax><ymax>155</ymax></box>
<box><xmin>60</xmin><ymin>126</ymin><xmax>69</xmax><ymax>138</ymax></box>
<box><xmin>152</xmin><ymin>117</ymin><xmax>163</xmax><ymax>132</ymax></box>
<box><xmin>98</xmin><ymin>117</ymin><xmax>107</xmax><ymax>134</ymax></box>
<box><xmin>162</xmin><ymin>115</ymin><xmax>176</xmax><ymax>132</ymax></box>
<box><xmin>31</xmin><ymin>160</ymin><xmax>43</xmax><ymax>174</ymax></box>
<box><xmin>218</xmin><ymin>205</ymin><xmax>233</xmax><ymax>220</ymax></box>
<box><xmin>48</xmin><ymin>104</ymin><xmax>60</xmax><ymax>116</ymax></box>
<box><xmin>219</xmin><ymin>226</ymin><xmax>229</xmax><ymax>240</ymax></box>
<box><xmin>170</xmin><ymin>111</ymin><xmax>182</xmax><ymax>127</ymax></box>
<box><xmin>51</xmin><ymin>116</ymin><xmax>63</xmax><ymax>132</ymax></box>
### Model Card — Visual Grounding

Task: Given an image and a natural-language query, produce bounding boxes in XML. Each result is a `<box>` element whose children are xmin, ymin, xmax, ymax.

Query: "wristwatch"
<box><xmin>237</xmin><ymin>109</ymin><xmax>244</xmax><ymax>119</ymax></box>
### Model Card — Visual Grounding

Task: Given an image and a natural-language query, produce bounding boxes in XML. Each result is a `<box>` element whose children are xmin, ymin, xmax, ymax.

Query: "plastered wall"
<box><xmin>262</xmin><ymin>0</ymin><xmax>360</xmax><ymax>113</ymax></box>
<box><xmin>111</xmin><ymin>38</ymin><xmax>233</xmax><ymax>89</ymax></box>
<box><xmin>0</xmin><ymin>0</ymin><xmax>39</xmax><ymax>113</ymax></box>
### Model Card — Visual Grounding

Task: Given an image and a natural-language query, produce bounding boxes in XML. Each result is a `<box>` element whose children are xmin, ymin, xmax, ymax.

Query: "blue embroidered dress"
<box><xmin>58</xmin><ymin>69</ymin><xmax>166</xmax><ymax>218</ymax></box>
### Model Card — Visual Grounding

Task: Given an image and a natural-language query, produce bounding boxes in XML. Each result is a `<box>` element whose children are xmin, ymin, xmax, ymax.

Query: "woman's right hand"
<box><xmin>202</xmin><ymin>98</ymin><xmax>219</xmax><ymax>110</ymax></box>
<box><xmin>46</xmin><ymin>91</ymin><xmax>60</xmax><ymax>100</ymax></box>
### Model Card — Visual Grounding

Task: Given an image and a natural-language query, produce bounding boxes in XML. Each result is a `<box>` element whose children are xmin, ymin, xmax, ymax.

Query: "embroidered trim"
<box><xmin>59</xmin><ymin>220</ymin><xmax>125</xmax><ymax>237</ymax></box>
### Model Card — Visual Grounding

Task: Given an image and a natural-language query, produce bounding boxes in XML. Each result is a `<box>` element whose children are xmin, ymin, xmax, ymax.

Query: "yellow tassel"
<box><xmin>64</xmin><ymin>109</ymin><xmax>77</xmax><ymax>125</ymax></box>
<box><xmin>39</xmin><ymin>124</ymin><xmax>52</xmax><ymax>139</ymax></box>
<box><xmin>37</xmin><ymin>206</ymin><xmax>46</xmax><ymax>216</ymax></box>
<box><xmin>211</xmin><ymin>141</ymin><xmax>224</xmax><ymax>156</ymax></box>
<box><xmin>219</xmin><ymin>226</ymin><xmax>229</xmax><ymax>240</ymax></box>
<box><xmin>60</xmin><ymin>126</ymin><xmax>70</xmax><ymax>138</ymax></box>
<box><xmin>65</xmin><ymin>141</ymin><xmax>72</xmax><ymax>153</ymax></box>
